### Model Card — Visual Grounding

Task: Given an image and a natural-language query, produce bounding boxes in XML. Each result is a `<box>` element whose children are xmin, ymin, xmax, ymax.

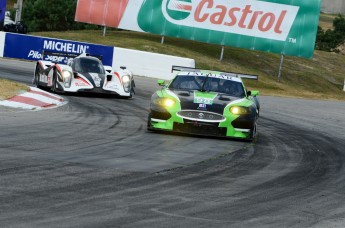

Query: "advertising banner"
<box><xmin>75</xmin><ymin>0</ymin><xmax>322</xmax><ymax>58</ymax></box>
<box><xmin>0</xmin><ymin>0</ymin><xmax>7</xmax><ymax>31</ymax></box>
<box><xmin>3</xmin><ymin>33</ymin><xmax>114</xmax><ymax>65</ymax></box>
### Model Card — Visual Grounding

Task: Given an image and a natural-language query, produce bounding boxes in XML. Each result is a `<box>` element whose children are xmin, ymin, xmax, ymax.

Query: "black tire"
<box><xmin>147</xmin><ymin>113</ymin><xmax>153</xmax><ymax>130</ymax></box>
<box><xmin>34</xmin><ymin>65</ymin><xmax>42</xmax><ymax>88</ymax></box>
<box><xmin>51</xmin><ymin>69</ymin><xmax>57</xmax><ymax>93</ymax></box>
<box><xmin>249</xmin><ymin>123</ymin><xmax>257</xmax><ymax>143</ymax></box>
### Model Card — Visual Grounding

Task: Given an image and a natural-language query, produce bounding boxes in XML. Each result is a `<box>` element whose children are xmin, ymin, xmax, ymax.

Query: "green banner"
<box><xmin>75</xmin><ymin>0</ymin><xmax>322</xmax><ymax>58</ymax></box>
<box><xmin>136</xmin><ymin>0</ymin><xmax>321</xmax><ymax>58</ymax></box>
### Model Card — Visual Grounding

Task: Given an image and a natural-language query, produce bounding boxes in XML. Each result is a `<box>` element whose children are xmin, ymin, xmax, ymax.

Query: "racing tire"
<box><xmin>34</xmin><ymin>65</ymin><xmax>41</xmax><ymax>87</ymax></box>
<box><xmin>51</xmin><ymin>69</ymin><xmax>58</xmax><ymax>93</ymax></box>
<box><xmin>147</xmin><ymin>113</ymin><xmax>154</xmax><ymax>131</ymax></box>
<box><xmin>249</xmin><ymin>123</ymin><xmax>257</xmax><ymax>143</ymax></box>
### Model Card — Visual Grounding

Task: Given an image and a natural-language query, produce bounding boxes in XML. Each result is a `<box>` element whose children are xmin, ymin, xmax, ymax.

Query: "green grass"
<box><xmin>32</xmin><ymin>30</ymin><xmax>345</xmax><ymax>100</ymax></box>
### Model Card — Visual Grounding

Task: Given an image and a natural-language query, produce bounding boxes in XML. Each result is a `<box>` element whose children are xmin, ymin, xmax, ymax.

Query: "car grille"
<box><xmin>173</xmin><ymin>122</ymin><xmax>227</xmax><ymax>137</ymax></box>
<box><xmin>177</xmin><ymin>110</ymin><xmax>225</xmax><ymax>123</ymax></box>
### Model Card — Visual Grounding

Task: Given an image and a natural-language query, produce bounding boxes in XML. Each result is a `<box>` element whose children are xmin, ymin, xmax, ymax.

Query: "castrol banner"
<box><xmin>75</xmin><ymin>0</ymin><xmax>322</xmax><ymax>58</ymax></box>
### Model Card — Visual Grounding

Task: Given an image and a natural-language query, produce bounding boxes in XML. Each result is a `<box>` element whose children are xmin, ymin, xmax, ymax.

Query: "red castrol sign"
<box><xmin>75</xmin><ymin>0</ymin><xmax>322</xmax><ymax>58</ymax></box>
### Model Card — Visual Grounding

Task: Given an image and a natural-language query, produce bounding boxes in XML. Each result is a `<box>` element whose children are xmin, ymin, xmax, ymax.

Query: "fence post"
<box><xmin>102</xmin><ymin>26</ymin><xmax>107</xmax><ymax>37</ymax></box>
<box><xmin>220</xmin><ymin>46</ymin><xmax>224</xmax><ymax>61</ymax></box>
<box><xmin>277</xmin><ymin>54</ymin><xmax>284</xmax><ymax>82</ymax></box>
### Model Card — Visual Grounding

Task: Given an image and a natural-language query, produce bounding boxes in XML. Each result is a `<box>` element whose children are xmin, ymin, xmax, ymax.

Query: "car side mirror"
<box><xmin>157</xmin><ymin>79</ymin><xmax>166</xmax><ymax>86</ymax></box>
<box><xmin>248</xmin><ymin>90</ymin><xmax>259</xmax><ymax>97</ymax></box>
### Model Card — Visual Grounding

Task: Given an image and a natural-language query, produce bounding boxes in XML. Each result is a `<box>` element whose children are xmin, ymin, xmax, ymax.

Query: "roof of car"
<box><xmin>177</xmin><ymin>71</ymin><xmax>243</xmax><ymax>83</ymax></box>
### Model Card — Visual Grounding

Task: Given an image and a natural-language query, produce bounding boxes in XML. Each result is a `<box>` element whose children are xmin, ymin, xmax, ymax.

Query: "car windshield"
<box><xmin>169</xmin><ymin>75</ymin><xmax>245</xmax><ymax>97</ymax></box>
<box><xmin>72</xmin><ymin>57</ymin><xmax>105</xmax><ymax>74</ymax></box>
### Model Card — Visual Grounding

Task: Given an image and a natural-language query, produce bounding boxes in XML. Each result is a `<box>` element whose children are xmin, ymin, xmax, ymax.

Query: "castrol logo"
<box><xmin>163</xmin><ymin>0</ymin><xmax>299</xmax><ymax>41</ymax></box>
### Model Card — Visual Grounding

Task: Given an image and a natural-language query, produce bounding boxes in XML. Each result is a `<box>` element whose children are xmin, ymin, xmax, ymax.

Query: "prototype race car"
<box><xmin>147</xmin><ymin>66</ymin><xmax>260</xmax><ymax>141</ymax></box>
<box><xmin>33</xmin><ymin>51</ymin><xmax>134</xmax><ymax>97</ymax></box>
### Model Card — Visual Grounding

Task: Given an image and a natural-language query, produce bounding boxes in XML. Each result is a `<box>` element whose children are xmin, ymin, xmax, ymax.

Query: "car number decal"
<box><xmin>194</xmin><ymin>97</ymin><xmax>213</xmax><ymax>105</ymax></box>
<box><xmin>90</xmin><ymin>73</ymin><xmax>101</xmax><ymax>87</ymax></box>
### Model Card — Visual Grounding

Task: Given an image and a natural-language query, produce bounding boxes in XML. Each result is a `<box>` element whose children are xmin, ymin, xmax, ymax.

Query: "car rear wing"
<box><xmin>41</xmin><ymin>51</ymin><xmax>103</xmax><ymax>63</ymax></box>
<box><xmin>171</xmin><ymin>65</ymin><xmax>258</xmax><ymax>80</ymax></box>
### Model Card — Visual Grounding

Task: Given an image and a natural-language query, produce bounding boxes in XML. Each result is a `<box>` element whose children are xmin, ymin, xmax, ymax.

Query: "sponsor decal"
<box><xmin>194</xmin><ymin>97</ymin><xmax>213</xmax><ymax>105</ymax></box>
<box><xmin>28</xmin><ymin>50</ymin><xmax>42</xmax><ymax>59</ymax></box>
<box><xmin>193</xmin><ymin>91</ymin><xmax>217</xmax><ymax>104</ymax></box>
<box><xmin>90</xmin><ymin>73</ymin><xmax>102</xmax><ymax>87</ymax></box>
<box><xmin>75</xmin><ymin>82</ymin><xmax>89</xmax><ymax>87</ymax></box>
<box><xmin>40</xmin><ymin>74</ymin><xmax>48</xmax><ymax>83</ymax></box>
<box><xmin>43</xmin><ymin>40</ymin><xmax>89</xmax><ymax>53</ymax></box>
<box><xmin>199</xmin><ymin>103</ymin><xmax>207</xmax><ymax>108</ymax></box>
<box><xmin>3</xmin><ymin>33</ymin><xmax>114</xmax><ymax>65</ymax></box>
<box><xmin>74</xmin><ymin>0</ymin><xmax>321</xmax><ymax>58</ymax></box>
<box><xmin>163</xmin><ymin>0</ymin><xmax>299</xmax><ymax>41</ymax></box>
<box><xmin>44</xmin><ymin>55</ymin><xmax>66</xmax><ymax>63</ymax></box>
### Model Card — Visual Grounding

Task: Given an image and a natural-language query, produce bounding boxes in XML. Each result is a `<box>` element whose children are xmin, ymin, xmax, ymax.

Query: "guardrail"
<box><xmin>0</xmin><ymin>31</ymin><xmax>195</xmax><ymax>80</ymax></box>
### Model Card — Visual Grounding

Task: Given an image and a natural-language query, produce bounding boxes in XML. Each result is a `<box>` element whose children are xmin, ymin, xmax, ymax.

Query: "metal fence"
<box><xmin>322</xmin><ymin>0</ymin><xmax>345</xmax><ymax>14</ymax></box>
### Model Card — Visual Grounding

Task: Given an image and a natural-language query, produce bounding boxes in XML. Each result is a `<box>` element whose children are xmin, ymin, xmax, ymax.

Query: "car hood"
<box><xmin>78</xmin><ymin>72</ymin><xmax>106</xmax><ymax>88</ymax></box>
<box><xmin>166</xmin><ymin>89</ymin><xmax>245</xmax><ymax>115</ymax></box>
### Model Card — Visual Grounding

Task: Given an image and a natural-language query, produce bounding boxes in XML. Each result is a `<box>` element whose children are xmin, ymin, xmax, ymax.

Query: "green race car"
<box><xmin>147</xmin><ymin>66</ymin><xmax>260</xmax><ymax>141</ymax></box>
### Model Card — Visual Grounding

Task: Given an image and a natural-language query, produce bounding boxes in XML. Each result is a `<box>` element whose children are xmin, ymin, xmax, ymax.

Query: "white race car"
<box><xmin>33</xmin><ymin>52</ymin><xmax>135</xmax><ymax>98</ymax></box>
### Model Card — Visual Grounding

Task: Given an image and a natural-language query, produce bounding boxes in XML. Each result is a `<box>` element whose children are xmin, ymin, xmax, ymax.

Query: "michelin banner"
<box><xmin>3</xmin><ymin>33</ymin><xmax>114</xmax><ymax>65</ymax></box>
<box><xmin>75</xmin><ymin>0</ymin><xmax>321</xmax><ymax>58</ymax></box>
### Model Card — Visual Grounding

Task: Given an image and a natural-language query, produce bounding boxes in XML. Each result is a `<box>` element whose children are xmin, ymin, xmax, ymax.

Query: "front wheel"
<box><xmin>147</xmin><ymin>113</ymin><xmax>153</xmax><ymax>131</ymax></box>
<box><xmin>51</xmin><ymin>70</ymin><xmax>58</xmax><ymax>93</ymax></box>
<box><xmin>34</xmin><ymin>65</ymin><xmax>41</xmax><ymax>87</ymax></box>
<box><xmin>249</xmin><ymin>123</ymin><xmax>257</xmax><ymax>143</ymax></box>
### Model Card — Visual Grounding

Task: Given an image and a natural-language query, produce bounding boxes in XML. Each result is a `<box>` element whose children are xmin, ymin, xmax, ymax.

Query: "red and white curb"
<box><xmin>0</xmin><ymin>87</ymin><xmax>67</xmax><ymax>110</ymax></box>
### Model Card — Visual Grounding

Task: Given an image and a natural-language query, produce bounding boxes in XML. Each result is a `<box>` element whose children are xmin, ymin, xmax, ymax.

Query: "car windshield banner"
<box><xmin>0</xmin><ymin>0</ymin><xmax>7</xmax><ymax>31</ymax></box>
<box><xmin>75</xmin><ymin>0</ymin><xmax>321</xmax><ymax>58</ymax></box>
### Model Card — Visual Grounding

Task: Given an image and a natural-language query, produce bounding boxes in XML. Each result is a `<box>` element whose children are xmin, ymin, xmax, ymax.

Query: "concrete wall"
<box><xmin>0</xmin><ymin>32</ymin><xmax>4</xmax><ymax>57</ymax></box>
<box><xmin>112</xmin><ymin>47</ymin><xmax>195</xmax><ymax>80</ymax></box>
<box><xmin>322</xmin><ymin>0</ymin><xmax>345</xmax><ymax>14</ymax></box>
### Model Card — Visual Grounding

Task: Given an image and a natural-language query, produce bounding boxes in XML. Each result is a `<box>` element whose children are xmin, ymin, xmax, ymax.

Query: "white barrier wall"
<box><xmin>0</xmin><ymin>31</ymin><xmax>196</xmax><ymax>80</ymax></box>
<box><xmin>112</xmin><ymin>47</ymin><xmax>195</xmax><ymax>80</ymax></box>
<box><xmin>0</xmin><ymin>32</ymin><xmax>5</xmax><ymax>57</ymax></box>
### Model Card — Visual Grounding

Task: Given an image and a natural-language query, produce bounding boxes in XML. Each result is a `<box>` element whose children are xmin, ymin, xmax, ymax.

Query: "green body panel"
<box><xmin>151</xmin><ymin>88</ymin><xmax>255</xmax><ymax>138</ymax></box>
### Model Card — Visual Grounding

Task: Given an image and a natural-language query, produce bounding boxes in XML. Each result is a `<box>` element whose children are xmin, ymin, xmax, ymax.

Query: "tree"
<box><xmin>22</xmin><ymin>0</ymin><xmax>98</xmax><ymax>32</ymax></box>
<box><xmin>316</xmin><ymin>15</ymin><xmax>345</xmax><ymax>52</ymax></box>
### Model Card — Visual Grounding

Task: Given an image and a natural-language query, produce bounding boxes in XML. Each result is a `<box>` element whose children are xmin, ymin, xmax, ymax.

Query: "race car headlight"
<box><xmin>230</xmin><ymin>106</ymin><xmax>252</xmax><ymax>115</ymax></box>
<box><xmin>122</xmin><ymin>75</ymin><xmax>131</xmax><ymax>92</ymax></box>
<box><xmin>153</xmin><ymin>98</ymin><xmax>175</xmax><ymax>108</ymax></box>
<box><xmin>62</xmin><ymin>70</ymin><xmax>72</xmax><ymax>88</ymax></box>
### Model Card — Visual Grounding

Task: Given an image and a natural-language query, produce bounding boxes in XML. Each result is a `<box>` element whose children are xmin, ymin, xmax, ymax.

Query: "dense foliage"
<box><xmin>22</xmin><ymin>0</ymin><xmax>98</xmax><ymax>32</ymax></box>
<box><xmin>316</xmin><ymin>15</ymin><xmax>345</xmax><ymax>51</ymax></box>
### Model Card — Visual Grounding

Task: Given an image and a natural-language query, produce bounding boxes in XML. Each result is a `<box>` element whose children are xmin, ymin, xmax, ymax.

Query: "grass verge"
<box><xmin>0</xmin><ymin>78</ymin><xmax>28</xmax><ymax>100</ymax></box>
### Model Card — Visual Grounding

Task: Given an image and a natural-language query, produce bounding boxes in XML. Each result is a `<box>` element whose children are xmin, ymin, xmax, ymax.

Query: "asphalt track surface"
<box><xmin>1</xmin><ymin>58</ymin><xmax>345</xmax><ymax>228</ymax></box>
